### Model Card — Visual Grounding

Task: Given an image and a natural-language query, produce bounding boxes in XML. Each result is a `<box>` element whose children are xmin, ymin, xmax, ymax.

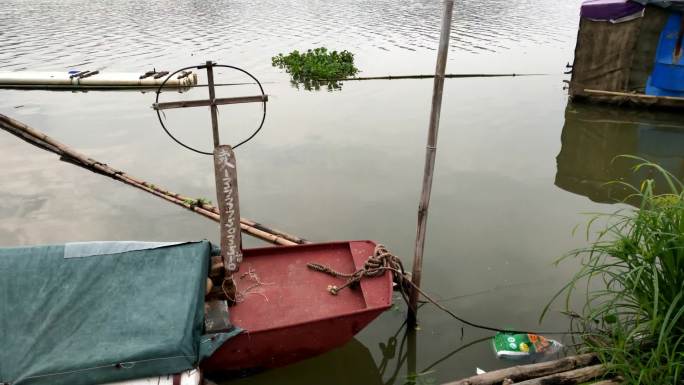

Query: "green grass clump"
<box><xmin>272</xmin><ymin>47</ymin><xmax>359</xmax><ymax>91</ymax></box>
<box><xmin>544</xmin><ymin>156</ymin><xmax>684</xmax><ymax>384</ymax></box>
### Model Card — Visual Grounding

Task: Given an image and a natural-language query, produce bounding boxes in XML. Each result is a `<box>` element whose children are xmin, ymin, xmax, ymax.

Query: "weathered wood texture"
<box><xmin>512</xmin><ymin>364</ymin><xmax>607</xmax><ymax>385</ymax></box>
<box><xmin>582</xmin><ymin>88</ymin><xmax>684</xmax><ymax>109</ymax></box>
<box><xmin>0</xmin><ymin>113</ymin><xmax>308</xmax><ymax>246</ymax></box>
<box><xmin>214</xmin><ymin>145</ymin><xmax>242</xmax><ymax>273</ymax></box>
<box><xmin>408</xmin><ymin>0</ymin><xmax>454</xmax><ymax>327</ymax></box>
<box><xmin>570</xmin><ymin>6</ymin><xmax>670</xmax><ymax>98</ymax></box>
<box><xmin>570</xmin><ymin>17</ymin><xmax>641</xmax><ymax>97</ymax></box>
<box><xmin>153</xmin><ymin>95</ymin><xmax>268</xmax><ymax>111</ymax></box>
<box><xmin>443</xmin><ymin>354</ymin><xmax>598</xmax><ymax>385</ymax></box>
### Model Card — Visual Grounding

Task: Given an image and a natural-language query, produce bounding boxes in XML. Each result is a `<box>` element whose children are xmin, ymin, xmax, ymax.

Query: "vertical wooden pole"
<box><xmin>214</xmin><ymin>145</ymin><xmax>243</xmax><ymax>274</ymax></box>
<box><xmin>206</xmin><ymin>61</ymin><xmax>242</xmax><ymax>300</ymax></box>
<box><xmin>408</xmin><ymin>0</ymin><xmax>455</xmax><ymax>328</ymax></box>
<box><xmin>206</xmin><ymin>60</ymin><xmax>220</xmax><ymax>148</ymax></box>
<box><xmin>407</xmin><ymin>328</ymin><xmax>418</xmax><ymax>381</ymax></box>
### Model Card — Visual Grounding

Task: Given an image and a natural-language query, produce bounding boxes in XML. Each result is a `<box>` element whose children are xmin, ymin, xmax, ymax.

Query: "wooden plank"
<box><xmin>152</xmin><ymin>95</ymin><xmax>268</xmax><ymax>111</ymax></box>
<box><xmin>443</xmin><ymin>354</ymin><xmax>598</xmax><ymax>385</ymax></box>
<box><xmin>512</xmin><ymin>364</ymin><xmax>607</xmax><ymax>385</ymax></box>
<box><xmin>582</xmin><ymin>88</ymin><xmax>684</xmax><ymax>109</ymax></box>
<box><xmin>584</xmin><ymin>88</ymin><xmax>684</xmax><ymax>101</ymax></box>
<box><xmin>214</xmin><ymin>145</ymin><xmax>242</xmax><ymax>273</ymax></box>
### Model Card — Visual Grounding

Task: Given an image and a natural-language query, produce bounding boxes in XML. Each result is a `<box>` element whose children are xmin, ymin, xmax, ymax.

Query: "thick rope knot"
<box><xmin>306</xmin><ymin>244</ymin><xmax>407</xmax><ymax>295</ymax></box>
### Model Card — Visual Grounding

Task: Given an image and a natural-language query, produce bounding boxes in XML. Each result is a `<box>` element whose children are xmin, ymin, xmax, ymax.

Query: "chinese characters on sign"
<box><xmin>214</xmin><ymin>145</ymin><xmax>242</xmax><ymax>273</ymax></box>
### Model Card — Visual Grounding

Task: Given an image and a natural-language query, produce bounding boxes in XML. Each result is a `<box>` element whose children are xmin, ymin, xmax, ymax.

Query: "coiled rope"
<box><xmin>307</xmin><ymin>244</ymin><xmax>578</xmax><ymax>335</ymax></box>
<box><xmin>307</xmin><ymin>244</ymin><xmax>408</xmax><ymax>296</ymax></box>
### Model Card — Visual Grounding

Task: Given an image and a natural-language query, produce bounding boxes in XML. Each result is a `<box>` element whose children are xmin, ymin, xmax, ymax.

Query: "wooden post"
<box><xmin>206</xmin><ymin>61</ymin><xmax>220</xmax><ymax>148</ymax></box>
<box><xmin>407</xmin><ymin>329</ymin><xmax>418</xmax><ymax>382</ymax></box>
<box><xmin>214</xmin><ymin>145</ymin><xmax>243</xmax><ymax>273</ymax></box>
<box><xmin>408</xmin><ymin>0</ymin><xmax>455</xmax><ymax>328</ymax></box>
<box><xmin>214</xmin><ymin>144</ymin><xmax>241</xmax><ymax>304</ymax></box>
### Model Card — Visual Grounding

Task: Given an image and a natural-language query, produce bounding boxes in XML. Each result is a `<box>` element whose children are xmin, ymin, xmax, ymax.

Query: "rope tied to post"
<box><xmin>307</xmin><ymin>244</ymin><xmax>580</xmax><ymax>335</ymax></box>
<box><xmin>307</xmin><ymin>244</ymin><xmax>408</xmax><ymax>295</ymax></box>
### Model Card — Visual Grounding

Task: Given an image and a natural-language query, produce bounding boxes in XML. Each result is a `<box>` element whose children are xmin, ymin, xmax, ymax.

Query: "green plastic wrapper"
<box><xmin>492</xmin><ymin>332</ymin><xmax>562</xmax><ymax>359</ymax></box>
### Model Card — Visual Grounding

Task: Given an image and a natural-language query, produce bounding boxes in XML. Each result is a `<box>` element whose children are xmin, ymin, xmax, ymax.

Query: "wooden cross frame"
<box><xmin>152</xmin><ymin>61</ymin><xmax>268</xmax><ymax>276</ymax></box>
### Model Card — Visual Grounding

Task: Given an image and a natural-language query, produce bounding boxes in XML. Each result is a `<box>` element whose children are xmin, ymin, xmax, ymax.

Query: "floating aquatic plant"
<box><xmin>271</xmin><ymin>47</ymin><xmax>359</xmax><ymax>91</ymax></box>
<box><xmin>544</xmin><ymin>156</ymin><xmax>684</xmax><ymax>384</ymax></box>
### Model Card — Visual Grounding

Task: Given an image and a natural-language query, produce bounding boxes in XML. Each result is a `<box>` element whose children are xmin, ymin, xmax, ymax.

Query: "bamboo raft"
<box><xmin>442</xmin><ymin>353</ymin><xmax>616</xmax><ymax>385</ymax></box>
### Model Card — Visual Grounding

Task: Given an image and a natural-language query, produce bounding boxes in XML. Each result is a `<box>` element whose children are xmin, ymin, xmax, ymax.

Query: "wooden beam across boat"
<box><xmin>152</xmin><ymin>95</ymin><xmax>268</xmax><ymax>110</ymax></box>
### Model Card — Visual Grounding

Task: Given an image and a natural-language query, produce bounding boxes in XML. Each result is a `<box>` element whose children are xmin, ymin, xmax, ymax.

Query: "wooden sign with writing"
<box><xmin>213</xmin><ymin>144</ymin><xmax>243</xmax><ymax>273</ymax></box>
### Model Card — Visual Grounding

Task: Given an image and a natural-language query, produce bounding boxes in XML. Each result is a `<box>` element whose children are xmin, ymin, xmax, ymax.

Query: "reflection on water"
<box><xmin>219</xmin><ymin>322</ymin><xmax>494</xmax><ymax>385</ymax></box>
<box><xmin>216</xmin><ymin>338</ymin><xmax>383</xmax><ymax>385</ymax></box>
<box><xmin>556</xmin><ymin>103</ymin><xmax>684</xmax><ymax>204</ymax></box>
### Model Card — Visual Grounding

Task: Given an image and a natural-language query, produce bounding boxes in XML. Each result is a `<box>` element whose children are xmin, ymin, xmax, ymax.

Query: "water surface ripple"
<box><xmin>1</xmin><ymin>0</ymin><xmax>579</xmax><ymax>73</ymax></box>
<box><xmin>6</xmin><ymin>1</ymin><xmax>667</xmax><ymax>385</ymax></box>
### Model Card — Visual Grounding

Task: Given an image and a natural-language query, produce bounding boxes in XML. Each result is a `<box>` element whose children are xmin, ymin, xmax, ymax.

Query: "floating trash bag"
<box><xmin>492</xmin><ymin>332</ymin><xmax>562</xmax><ymax>359</ymax></box>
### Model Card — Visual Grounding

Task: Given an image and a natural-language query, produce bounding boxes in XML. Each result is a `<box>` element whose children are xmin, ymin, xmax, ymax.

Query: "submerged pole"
<box><xmin>408</xmin><ymin>0</ymin><xmax>455</xmax><ymax>328</ymax></box>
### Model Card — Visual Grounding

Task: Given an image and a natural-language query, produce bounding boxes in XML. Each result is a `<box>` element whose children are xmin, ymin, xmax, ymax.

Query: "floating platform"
<box><xmin>569</xmin><ymin>2</ymin><xmax>684</xmax><ymax>110</ymax></box>
<box><xmin>0</xmin><ymin>69</ymin><xmax>198</xmax><ymax>90</ymax></box>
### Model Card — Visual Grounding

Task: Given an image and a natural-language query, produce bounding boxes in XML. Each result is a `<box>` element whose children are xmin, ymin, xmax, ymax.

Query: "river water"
<box><xmin>2</xmin><ymin>0</ymin><xmax>684</xmax><ymax>384</ymax></box>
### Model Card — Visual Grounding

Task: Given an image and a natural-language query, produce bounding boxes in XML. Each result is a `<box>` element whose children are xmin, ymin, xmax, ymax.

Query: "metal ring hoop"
<box><xmin>155</xmin><ymin>63</ymin><xmax>267</xmax><ymax>155</ymax></box>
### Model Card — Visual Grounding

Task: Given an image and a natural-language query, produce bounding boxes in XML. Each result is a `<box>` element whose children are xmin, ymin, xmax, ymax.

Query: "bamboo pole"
<box><xmin>443</xmin><ymin>353</ymin><xmax>598</xmax><ymax>385</ymax></box>
<box><xmin>335</xmin><ymin>73</ymin><xmax>547</xmax><ymax>81</ymax></box>
<box><xmin>407</xmin><ymin>0</ymin><xmax>455</xmax><ymax>327</ymax></box>
<box><xmin>0</xmin><ymin>113</ymin><xmax>308</xmax><ymax>246</ymax></box>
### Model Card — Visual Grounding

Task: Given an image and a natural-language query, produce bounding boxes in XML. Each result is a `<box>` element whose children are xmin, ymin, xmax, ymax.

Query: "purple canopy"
<box><xmin>581</xmin><ymin>0</ymin><xmax>645</xmax><ymax>21</ymax></box>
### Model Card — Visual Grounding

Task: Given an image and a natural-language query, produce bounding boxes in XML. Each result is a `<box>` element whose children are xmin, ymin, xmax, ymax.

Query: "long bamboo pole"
<box><xmin>407</xmin><ymin>0</ymin><xmax>455</xmax><ymax>328</ymax></box>
<box><xmin>336</xmin><ymin>73</ymin><xmax>547</xmax><ymax>81</ymax></box>
<box><xmin>0</xmin><ymin>113</ymin><xmax>309</xmax><ymax>246</ymax></box>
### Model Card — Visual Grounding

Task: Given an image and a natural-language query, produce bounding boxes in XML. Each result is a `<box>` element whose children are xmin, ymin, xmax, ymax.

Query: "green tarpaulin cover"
<box><xmin>0</xmin><ymin>241</ymin><xmax>239</xmax><ymax>385</ymax></box>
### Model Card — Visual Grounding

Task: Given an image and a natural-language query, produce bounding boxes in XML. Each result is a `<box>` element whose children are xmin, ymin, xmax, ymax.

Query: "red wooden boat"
<box><xmin>202</xmin><ymin>240</ymin><xmax>393</xmax><ymax>373</ymax></box>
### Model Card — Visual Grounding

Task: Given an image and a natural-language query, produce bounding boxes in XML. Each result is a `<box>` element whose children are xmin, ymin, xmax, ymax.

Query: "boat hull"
<box><xmin>202</xmin><ymin>240</ymin><xmax>393</xmax><ymax>373</ymax></box>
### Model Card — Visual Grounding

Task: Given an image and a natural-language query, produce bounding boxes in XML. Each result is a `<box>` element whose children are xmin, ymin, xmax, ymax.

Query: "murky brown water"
<box><xmin>2</xmin><ymin>0</ymin><xmax>684</xmax><ymax>384</ymax></box>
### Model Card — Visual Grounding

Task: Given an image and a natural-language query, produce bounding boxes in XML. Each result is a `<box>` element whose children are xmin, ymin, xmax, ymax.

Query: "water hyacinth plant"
<box><xmin>544</xmin><ymin>156</ymin><xmax>684</xmax><ymax>384</ymax></box>
<box><xmin>271</xmin><ymin>47</ymin><xmax>359</xmax><ymax>91</ymax></box>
